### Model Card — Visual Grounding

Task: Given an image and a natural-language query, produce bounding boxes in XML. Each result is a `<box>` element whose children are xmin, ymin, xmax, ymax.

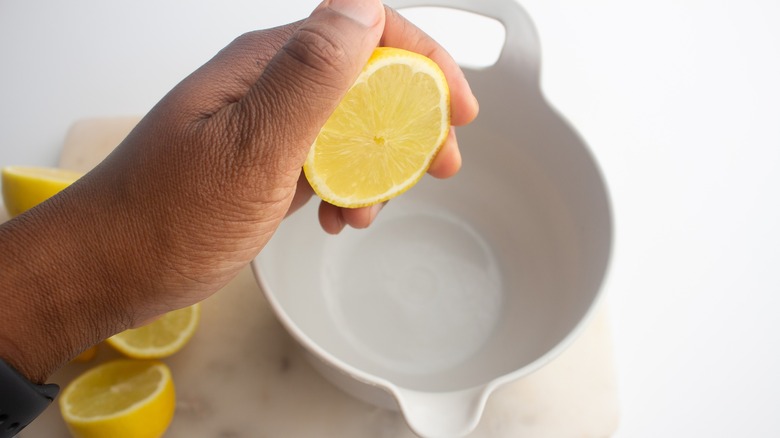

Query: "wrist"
<box><xmin>0</xmin><ymin>182</ymin><xmax>142</xmax><ymax>382</ymax></box>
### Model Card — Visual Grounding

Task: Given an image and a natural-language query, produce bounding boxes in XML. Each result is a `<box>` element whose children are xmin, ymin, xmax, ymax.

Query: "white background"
<box><xmin>1</xmin><ymin>0</ymin><xmax>779</xmax><ymax>436</ymax></box>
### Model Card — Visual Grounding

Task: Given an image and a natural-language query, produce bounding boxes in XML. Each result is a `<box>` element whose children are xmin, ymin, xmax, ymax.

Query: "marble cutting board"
<box><xmin>11</xmin><ymin>117</ymin><xmax>619</xmax><ymax>437</ymax></box>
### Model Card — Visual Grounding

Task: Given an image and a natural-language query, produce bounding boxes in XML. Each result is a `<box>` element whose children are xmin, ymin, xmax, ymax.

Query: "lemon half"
<box><xmin>106</xmin><ymin>304</ymin><xmax>201</xmax><ymax>359</ymax></box>
<box><xmin>1</xmin><ymin>166</ymin><xmax>83</xmax><ymax>217</ymax></box>
<box><xmin>304</xmin><ymin>47</ymin><xmax>451</xmax><ymax>208</ymax></box>
<box><xmin>60</xmin><ymin>359</ymin><xmax>175</xmax><ymax>438</ymax></box>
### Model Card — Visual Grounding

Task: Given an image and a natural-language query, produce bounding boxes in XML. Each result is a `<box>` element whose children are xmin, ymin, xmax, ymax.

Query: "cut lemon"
<box><xmin>60</xmin><ymin>359</ymin><xmax>175</xmax><ymax>438</ymax></box>
<box><xmin>304</xmin><ymin>47</ymin><xmax>451</xmax><ymax>208</ymax></box>
<box><xmin>71</xmin><ymin>346</ymin><xmax>98</xmax><ymax>363</ymax></box>
<box><xmin>1</xmin><ymin>166</ymin><xmax>84</xmax><ymax>217</ymax></box>
<box><xmin>106</xmin><ymin>303</ymin><xmax>200</xmax><ymax>359</ymax></box>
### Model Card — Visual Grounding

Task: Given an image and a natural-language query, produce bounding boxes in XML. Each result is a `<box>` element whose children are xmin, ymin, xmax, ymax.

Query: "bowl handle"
<box><xmin>385</xmin><ymin>0</ymin><xmax>541</xmax><ymax>80</ymax></box>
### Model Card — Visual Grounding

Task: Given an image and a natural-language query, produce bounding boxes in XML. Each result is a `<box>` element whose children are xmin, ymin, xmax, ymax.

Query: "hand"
<box><xmin>0</xmin><ymin>0</ymin><xmax>477</xmax><ymax>383</ymax></box>
<box><xmin>289</xmin><ymin>6</ymin><xmax>478</xmax><ymax>234</ymax></box>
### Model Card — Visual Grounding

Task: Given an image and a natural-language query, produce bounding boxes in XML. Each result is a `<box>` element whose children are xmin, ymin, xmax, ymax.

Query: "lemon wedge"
<box><xmin>304</xmin><ymin>47</ymin><xmax>451</xmax><ymax>208</ymax></box>
<box><xmin>60</xmin><ymin>359</ymin><xmax>175</xmax><ymax>438</ymax></box>
<box><xmin>106</xmin><ymin>304</ymin><xmax>201</xmax><ymax>359</ymax></box>
<box><xmin>1</xmin><ymin>166</ymin><xmax>83</xmax><ymax>217</ymax></box>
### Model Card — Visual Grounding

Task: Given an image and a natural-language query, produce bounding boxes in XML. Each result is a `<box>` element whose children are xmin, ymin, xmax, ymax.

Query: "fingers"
<box><xmin>319</xmin><ymin>201</ymin><xmax>387</xmax><ymax>235</ymax></box>
<box><xmin>318</xmin><ymin>202</ymin><xmax>345</xmax><ymax>234</ymax></box>
<box><xmin>381</xmin><ymin>6</ymin><xmax>479</xmax><ymax>126</ymax></box>
<box><xmin>234</xmin><ymin>0</ymin><xmax>386</xmax><ymax>171</ymax></box>
<box><xmin>427</xmin><ymin>129</ymin><xmax>462</xmax><ymax>178</ymax></box>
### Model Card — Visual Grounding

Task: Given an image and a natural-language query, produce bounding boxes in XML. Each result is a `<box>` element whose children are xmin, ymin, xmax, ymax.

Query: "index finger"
<box><xmin>380</xmin><ymin>6</ymin><xmax>479</xmax><ymax>126</ymax></box>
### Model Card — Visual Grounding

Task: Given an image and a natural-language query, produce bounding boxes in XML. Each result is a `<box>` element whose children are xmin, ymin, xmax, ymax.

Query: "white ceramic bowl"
<box><xmin>252</xmin><ymin>0</ymin><xmax>612</xmax><ymax>436</ymax></box>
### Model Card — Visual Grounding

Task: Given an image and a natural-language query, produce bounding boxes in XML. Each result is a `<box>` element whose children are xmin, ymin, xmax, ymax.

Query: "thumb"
<box><xmin>237</xmin><ymin>0</ymin><xmax>385</xmax><ymax>171</ymax></box>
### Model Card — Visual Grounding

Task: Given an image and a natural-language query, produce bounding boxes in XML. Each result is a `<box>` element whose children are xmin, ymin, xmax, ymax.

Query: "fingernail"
<box><xmin>328</xmin><ymin>0</ymin><xmax>382</xmax><ymax>27</ymax></box>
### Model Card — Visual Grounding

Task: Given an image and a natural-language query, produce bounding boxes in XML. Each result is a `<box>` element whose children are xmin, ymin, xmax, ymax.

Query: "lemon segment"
<box><xmin>1</xmin><ymin>166</ymin><xmax>83</xmax><ymax>217</ymax></box>
<box><xmin>60</xmin><ymin>359</ymin><xmax>175</xmax><ymax>438</ymax></box>
<box><xmin>106</xmin><ymin>304</ymin><xmax>200</xmax><ymax>359</ymax></box>
<box><xmin>304</xmin><ymin>47</ymin><xmax>451</xmax><ymax>208</ymax></box>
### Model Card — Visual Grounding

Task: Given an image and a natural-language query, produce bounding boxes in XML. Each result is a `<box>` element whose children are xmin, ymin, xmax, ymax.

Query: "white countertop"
<box><xmin>2</xmin><ymin>1</ymin><xmax>779</xmax><ymax>436</ymax></box>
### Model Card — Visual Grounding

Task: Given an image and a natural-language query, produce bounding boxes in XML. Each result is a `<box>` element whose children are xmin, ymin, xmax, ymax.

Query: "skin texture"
<box><xmin>0</xmin><ymin>0</ymin><xmax>478</xmax><ymax>384</ymax></box>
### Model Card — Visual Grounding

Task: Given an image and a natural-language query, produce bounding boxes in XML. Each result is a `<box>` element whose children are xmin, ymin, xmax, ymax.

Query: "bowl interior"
<box><xmin>256</xmin><ymin>82</ymin><xmax>612</xmax><ymax>391</ymax></box>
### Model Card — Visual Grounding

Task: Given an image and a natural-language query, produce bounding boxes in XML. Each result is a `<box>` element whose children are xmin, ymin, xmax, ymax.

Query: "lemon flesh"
<box><xmin>304</xmin><ymin>47</ymin><xmax>451</xmax><ymax>208</ymax></box>
<box><xmin>60</xmin><ymin>360</ymin><xmax>175</xmax><ymax>438</ymax></box>
<box><xmin>1</xmin><ymin>166</ymin><xmax>83</xmax><ymax>217</ymax></box>
<box><xmin>107</xmin><ymin>304</ymin><xmax>200</xmax><ymax>359</ymax></box>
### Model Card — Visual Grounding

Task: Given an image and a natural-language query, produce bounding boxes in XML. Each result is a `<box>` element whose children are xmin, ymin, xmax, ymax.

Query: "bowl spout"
<box><xmin>395</xmin><ymin>386</ymin><xmax>489</xmax><ymax>438</ymax></box>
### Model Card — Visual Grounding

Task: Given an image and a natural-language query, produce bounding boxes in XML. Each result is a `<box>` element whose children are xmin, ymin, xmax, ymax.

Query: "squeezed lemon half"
<box><xmin>304</xmin><ymin>47</ymin><xmax>451</xmax><ymax>208</ymax></box>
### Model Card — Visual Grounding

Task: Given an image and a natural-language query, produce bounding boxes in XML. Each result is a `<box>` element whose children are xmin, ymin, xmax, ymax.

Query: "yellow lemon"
<box><xmin>0</xmin><ymin>166</ymin><xmax>83</xmax><ymax>217</ymax></box>
<box><xmin>71</xmin><ymin>346</ymin><xmax>98</xmax><ymax>363</ymax></box>
<box><xmin>106</xmin><ymin>304</ymin><xmax>201</xmax><ymax>359</ymax></box>
<box><xmin>304</xmin><ymin>47</ymin><xmax>451</xmax><ymax>208</ymax></box>
<box><xmin>60</xmin><ymin>359</ymin><xmax>175</xmax><ymax>438</ymax></box>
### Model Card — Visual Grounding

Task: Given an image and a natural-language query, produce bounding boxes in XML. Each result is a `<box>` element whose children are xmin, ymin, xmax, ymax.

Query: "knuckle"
<box><xmin>224</xmin><ymin>30</ymin><xmax>281</xmax><ymax>71</ymax></box>
<box><xmin>231</xmin><ymin>30</ymin><xmax>258</xmax><ymax>47</ymax></box>
<box><xmin>282</xmin><ymin>26</ymin><xmax>349</xmax><ymax>84</ymax></box>
<box><xmin>220</xmin><ymin>101</ymin><xmax>300</xmax><ymax>179</ymax></box>
<box><xmin>230</xmin><ymin>29</ymin><xmax>272</xmax><ymax>50</ymax></box>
